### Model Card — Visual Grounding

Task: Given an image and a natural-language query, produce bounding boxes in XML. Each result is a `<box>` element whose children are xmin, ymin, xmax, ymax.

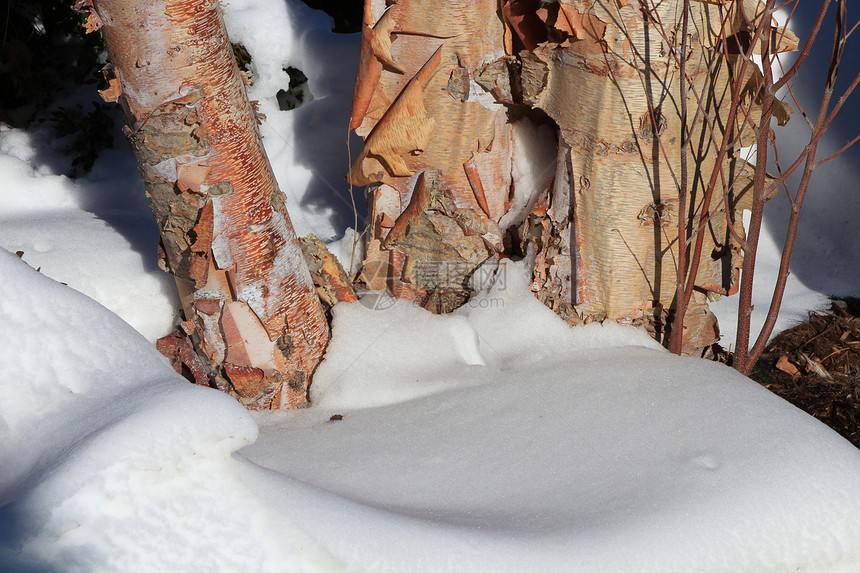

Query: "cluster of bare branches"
<box><xmin>648</xmin><ymin>0</ymin><xmax>858</xmax><ymax>374</ymax></box>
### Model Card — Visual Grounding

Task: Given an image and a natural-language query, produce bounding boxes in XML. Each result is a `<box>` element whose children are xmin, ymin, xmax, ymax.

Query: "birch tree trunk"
<box><xmin>349</xmin><ymin>0</ymin><xmax>793</xmax><ymax>356</ymax></box>
<box><xmin>78</xmin><ymin>0</ymin><xmax>329</xmax><ymax>409</ymax></box>
<box><xmin>517</xmin><ymin>0</ymin><xmax>794</xmax><ymax>355</ymax></box>
<box><xmin>348</xmin><ymin>0</ymin><xmax>513</xmax><ymax>311</ymax></box>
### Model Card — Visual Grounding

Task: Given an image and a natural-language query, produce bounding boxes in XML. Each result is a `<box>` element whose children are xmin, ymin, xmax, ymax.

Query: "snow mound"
<box><xmin>311</xmin><ymin>260</ymin><xmax>662</xmax><ymax>409</ymax></box>
<box><xmin>248</xmin><ymin>347</ymin><xmax>860</xmax><ymax>572</ymax></box>
<box><xmin>0</xmin><ymin>128</ymin><xmax>177</xmax><ymax>342</ymax></box>
<box><xmin>249</xmin><ymin>260</ymin><xmax>860</xmax><ymax>572</ymax></box>
<box><xmin>0</xmin><ymin>252</ymin><xmax>333</xmax><ymax>572</ymax></box>
<box><xmin>3</xmin><ymin>251</ymin><xmax>859</xmax><ymax>572</ymax></box>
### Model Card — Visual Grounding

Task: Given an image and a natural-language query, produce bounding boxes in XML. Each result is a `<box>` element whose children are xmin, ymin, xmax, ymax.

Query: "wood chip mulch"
<box><xmin>741</xmin><ymin>297</ymin><xmax>860</xmax><ymax>449</ymax></box>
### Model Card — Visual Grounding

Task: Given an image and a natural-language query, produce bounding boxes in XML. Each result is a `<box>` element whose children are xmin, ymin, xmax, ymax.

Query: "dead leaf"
<box><xmin>775</xmin><ymin>355</ymin><xmax>801</xmax><ymax>378</ymax></box>
<box><xmin>799</xmin><ymin>352</ymin><xmax>834</xmax><ymax>380</ymax></box>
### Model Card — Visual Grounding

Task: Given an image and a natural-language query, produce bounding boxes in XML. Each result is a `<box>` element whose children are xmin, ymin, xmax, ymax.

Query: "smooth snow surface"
<box><xmin>0</xmin><ymin>128</ymin><xmax>177</xmax><ymax>342</ymax></box>
<box><xmin>248</xmin><ymin>349</ymin><xmax>860</xmax><ymax>572</ymax></box>
<box><xmin>2</xmin><ymin>250</ymin><xmax>859</xmax><ymax>572</ymax></box>
<box><xmin>2</xmin><ymin>0</ymin><xmax>860</xmax><ymax>571</ymax></box>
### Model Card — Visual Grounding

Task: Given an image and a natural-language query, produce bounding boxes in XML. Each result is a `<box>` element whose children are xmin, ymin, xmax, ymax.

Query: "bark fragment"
<box><xmin>300</xmin><ymin>235</ymin><xmax>359</xmax><ymax>311</ymax></box>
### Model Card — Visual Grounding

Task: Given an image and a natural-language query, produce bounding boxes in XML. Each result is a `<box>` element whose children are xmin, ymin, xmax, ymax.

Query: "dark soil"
<box><xmin>742</xmin><ymin>298</ymin><xmax>860</xmax><ymax>449</ymax></box>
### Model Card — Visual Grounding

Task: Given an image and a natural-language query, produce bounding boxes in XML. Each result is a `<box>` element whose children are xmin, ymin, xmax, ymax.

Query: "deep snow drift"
<box><xmin>3</xmin><ymin>251</ymin><xmax>860</xmax><ymax>572</ymax></box>
<box><xmin>2</xmin><ymin>0</ymin><xmax>860</xmax><ymax>571</ymax></box>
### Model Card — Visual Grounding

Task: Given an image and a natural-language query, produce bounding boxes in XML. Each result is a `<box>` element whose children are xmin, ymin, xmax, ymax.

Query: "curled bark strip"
<box><xmin>463</xmin><ymin>156</ymin><xmax>492</xmax><ymax>217</ymax></box>
<box><xmin>351</xmin><ymin>4</ymin><xmax>396</xmax><ymax>130</ymax></box>
<box><xmin>348</xmin><ymin>45</ymin><xmax>443</xmax><ymax>185</ymax></box>
<box><xmin>371</xmin><ymin>8</ymin><xmax>407</xmax><ymax>73</ymax></box>
<box><xmin>382</xmin><ymin>170</ymin><xmax>433</xmax><ymax>249</ymax></box>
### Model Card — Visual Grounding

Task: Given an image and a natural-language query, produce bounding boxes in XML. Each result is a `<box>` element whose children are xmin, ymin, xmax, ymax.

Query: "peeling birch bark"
<box><xmin>515</xmin><ymin>0</ymin><xmax>794</xmax><ymax>354</ymax></box>
<box><xmin>348</xmin><ymin>0</ymin><xmax>795</xmax><ymax>354</ymax></box>
<box><xmin>349</xmin><ymin>0</ymin><xmax>513</xmax><ymax>312</ymax></box>
<box><xmin>86</xmin><ymin>0</ymin><xmax>329</xmax><ymax>408</ymax></box>
<box><xmin>299</xmin><ymin>235</ymin><xmax>359</xmax><ymax>311</ymax></box>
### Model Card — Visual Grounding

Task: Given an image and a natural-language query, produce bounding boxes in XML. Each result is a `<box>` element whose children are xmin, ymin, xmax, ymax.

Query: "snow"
<box><xmin>249</xmin><ymin>346</ymin><xmax>860</xmax><ymax>572</ymax></box>
<box><xmin>0</xmin><ymin>128</ymin><xmax>177</xmax><ymax>342</ymax></box>
<box><xmin>499</xmin><ymin>118</ymin><xmax>557</xmax><ymax>231</ymax></box>
<box><xmin>2</xmin><ymin>1</ymin><xmax>860</xmax><ymax>571</ymax></box>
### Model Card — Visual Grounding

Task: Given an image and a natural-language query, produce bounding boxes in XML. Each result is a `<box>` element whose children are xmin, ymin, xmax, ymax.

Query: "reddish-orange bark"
<box><xmin>86</xmin><ymin>0</ymin><xmax>329</xmax><ymax>408</ymax></box>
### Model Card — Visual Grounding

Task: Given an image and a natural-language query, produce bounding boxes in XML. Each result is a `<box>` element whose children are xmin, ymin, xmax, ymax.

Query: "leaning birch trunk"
<box><xmin>80</xmin><ymin>0</ymin><xmax>329</xmax><ymax>409</ymax></box>
<box><xmin>514</xmin><ymin>0</ymin><xmax>795</xmax><ymax>355</ymax></box>
<box><xmin>348</xmin><ymin>0</ymin><xmax>513</xmax><ymax>311</ymax></box>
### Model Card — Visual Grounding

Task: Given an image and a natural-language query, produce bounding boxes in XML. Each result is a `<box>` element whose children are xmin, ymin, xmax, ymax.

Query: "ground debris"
<box><xmin>746</xmin><ymin>298</ymin><xmax>860</xmax><ymax>449</ymax></box>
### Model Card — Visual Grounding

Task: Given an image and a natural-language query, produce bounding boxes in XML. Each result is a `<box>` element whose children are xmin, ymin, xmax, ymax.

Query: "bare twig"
<box><xmin>669</xmin><ymin>0</ymin><xmax>692</xmax><ymax>354</ymax></box>
<box><xmin>773</xmin><ymin>0</ymin><xmax>832</xmax><ymax>91</ymax></box>
<box><xmin>736</xmin><ymin>0</ymin><xmax>851</xmax><ymax>374</ymax></box>
<box><xmin>814</xmin><ymin>128</ymin><xmax>860</xmax><ymax>167</ymax></box>
<box><xmin>673</xmin><ymin>0</ymin><xmax>774</xmax><ymax>353</ymax></box>
<box><xmin>733</xmin><ymin>0</ymin><xmax>779</xmax><ymax>373</ymax></box>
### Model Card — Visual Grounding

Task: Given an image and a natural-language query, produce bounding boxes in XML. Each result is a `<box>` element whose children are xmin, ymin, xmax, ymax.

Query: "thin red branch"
<box><xmin>669</xmin><ymin>0</ymin><xmax>692</xmax><ymax>354</ymax></box>
<box><xmin>769</xmin><ymin>128</ymin><xmax>796</xmax><ymax>207</ymax></box>
<box><xmin>745</xmin><ymin>89</ymin><xmax>834</xmax><ymax>369</ymax></box>
<box><xmin>678</xmin><ymin>0</ymin><xmax>774</xmax><ymax>346</ymax></box>
<box><xmin>738</xmin><ymin>0</ymin><xmax>848</xmax><ymax>373</ymax></box>
<box><xmin>774</xmin><ymin>0</ymin><xmax>832</xmax><ymax>90</ymax></box>
<box><xmin>814</xmin><ymin>130</ymin><xmax>860</xmax><ymax>167</ymax></box>
<box><xmin>733</xmin><ymin>0</ymin><xmax>778</xmax><ymax>373</ymax></box>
